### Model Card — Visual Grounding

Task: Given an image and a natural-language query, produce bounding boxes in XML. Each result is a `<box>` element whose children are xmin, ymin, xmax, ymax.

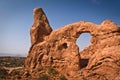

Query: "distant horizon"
<box><xmin>0</xmin><ymin>53</ymin><xmax>27</xmax><ymax>57</ymax></box>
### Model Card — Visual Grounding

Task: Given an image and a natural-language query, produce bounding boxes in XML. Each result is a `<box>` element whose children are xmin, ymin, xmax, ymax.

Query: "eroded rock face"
<box><xmin>30</xmin><ymin>8</ymin><xmax>52</xmax><ymax>45</ymax></box>
<box><xmin>25</xmin><ymin>8</ymin><xmax>120</xmax><ymax>80</ymax></box>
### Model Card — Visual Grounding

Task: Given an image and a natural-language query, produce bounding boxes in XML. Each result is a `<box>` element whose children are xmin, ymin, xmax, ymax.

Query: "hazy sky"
<box><xmin>0</xmin><ymin>0</ymin><xmax>120</xmax><ymax>56</ymax></box>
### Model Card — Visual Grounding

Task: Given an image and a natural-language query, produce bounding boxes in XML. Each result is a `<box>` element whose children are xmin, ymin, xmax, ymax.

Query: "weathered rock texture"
<box><xmin>30</xmin><ymin>8</ymin><xmax>52</xmax><ymax>45</ymax></box>
<box><xmin>25</xmin><ymin>8</ymin><xmax>120</xmax><ymax>80</ymax></box>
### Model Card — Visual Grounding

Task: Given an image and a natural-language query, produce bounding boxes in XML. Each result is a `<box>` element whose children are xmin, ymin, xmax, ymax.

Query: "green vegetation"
<box><xmin>37</xmin><ymin>67</ymin><xmax>42</xmax><ymax>72</ymax></box>
<box><xmin>38</xmin><ymin>74</ymin><xmax>49</xmax><ymax>80</ymax></box>
<box><xmin>11</xmin><ymin>70</ymin><xmax>20</xmax><ymax>75</ymax></box>
<box><xmin>0</xmin><ymin>57</ymin><xmax>25</xmax><ymax>67</ymax></box>
<box><xmin>46</xmin><ymin>66</ymin><xmax>58</xmax><ymax>76</ymax></box>
<box><xmin>0</xmin><ymin>57</ymin><xmax>25</xmax><ymax>79</ymax></box>
<box><xmin>59</xmin><ymin>75</ymin><xmax>67</xmax><ymax>80</ymax></box>
<box><xmin>0</xmin><ymin>57</ymin><xmax>68</xmax><ymax>80</ymax></box>
<box><xmin>0</xmin><ymin>68</ymin><xmax>8</xmax><ymax>79</ymax></box>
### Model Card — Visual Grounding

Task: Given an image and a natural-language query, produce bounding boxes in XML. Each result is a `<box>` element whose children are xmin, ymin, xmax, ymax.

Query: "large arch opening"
<box><xmin>76</xmin><ymin>33</ymin><xmax>92</xmax><ymax>69</ymax></box>
<box><xmin>76</xmin><ymin>33</ymin><xmax>91</xmax><ymax>51</ymax></box>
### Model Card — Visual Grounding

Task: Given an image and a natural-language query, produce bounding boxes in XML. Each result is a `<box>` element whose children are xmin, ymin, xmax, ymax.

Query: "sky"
<box><xmin>0</xmin><ymin>0</ymin><xmax>120</xmax><ymax>56</ymax></box>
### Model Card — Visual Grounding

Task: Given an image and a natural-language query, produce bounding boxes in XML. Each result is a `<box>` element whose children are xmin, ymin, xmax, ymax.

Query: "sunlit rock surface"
<box><xmin>25</xmin><ymin>8</ymin><xmax>120</xmax><ymax>80</ymax></box>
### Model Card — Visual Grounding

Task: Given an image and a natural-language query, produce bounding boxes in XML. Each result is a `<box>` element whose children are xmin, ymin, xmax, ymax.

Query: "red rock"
<box><xmin>30</xmin><ymin>8</ymin><xmax>52</xmax><ymax>45</ymax></box>
<box><xmin>25</xmin><ymin>8</ymin><xmax>120</xmax><ymax>80</ymax></box>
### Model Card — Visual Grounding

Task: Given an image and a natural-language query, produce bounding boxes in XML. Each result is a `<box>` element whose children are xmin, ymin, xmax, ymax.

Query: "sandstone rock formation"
<box><xmin>25</xmin><ymin>8</ymin><xmax>120</xmax><ymax>80</ymax></box>
<box><xmin>30</xmin><ymin>8</ymin><xmax>52</xmax><ymax>45</ymax></box>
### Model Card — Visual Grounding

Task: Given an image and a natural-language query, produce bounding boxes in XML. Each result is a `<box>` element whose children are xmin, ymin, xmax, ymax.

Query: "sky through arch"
<box><xmin>76</xmin><ymin>33</ymin><xmax>92</xmax><ymax>51</ymax></box>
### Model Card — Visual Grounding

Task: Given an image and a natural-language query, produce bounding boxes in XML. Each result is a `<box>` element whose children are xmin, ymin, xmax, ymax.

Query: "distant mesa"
<box><xmin>24</xmin><ymin>8</ymin><xmax>120</xmax><ymax>80</ymax></box>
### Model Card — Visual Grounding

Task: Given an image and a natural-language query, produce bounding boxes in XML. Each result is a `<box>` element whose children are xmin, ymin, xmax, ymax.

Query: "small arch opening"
<box><xmin>58</xmin><ymin>43</ymin><xmax>68</xmax><ymax>50</ymax></box>
<box><xmin>76</xmin><ymin>33</ymin><xmax>92</xmax><ymax>69</ymax></box>
<box><xmin>62</xmin><ymin>43</ymin><xmax>68</xmax><ymax>49</ymax></box>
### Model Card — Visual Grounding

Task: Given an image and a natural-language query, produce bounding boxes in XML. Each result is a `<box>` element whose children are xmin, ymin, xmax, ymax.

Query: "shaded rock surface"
<box><xmin>25</xmin><ymin>8</ymin><xmax>120</xmax><ymax>80</ymax></box>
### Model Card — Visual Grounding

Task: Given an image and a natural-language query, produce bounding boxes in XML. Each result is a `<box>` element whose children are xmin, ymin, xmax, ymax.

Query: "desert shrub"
<box><xmin>38</xmin><ymin>74</ymin><xmax>49</xmax><ymax>80</ymax></box>
<box><xmin>59</xmin><ymin>75</ymin><xmax>67</xmax><ymax>80</ymax></box>
<box><xmin>46</xmin><ymin>66</ymin><xmax>58</xmax><ymax>75</ymax></box>
<box><xmin>11</xmin><ymin>70</ymin><xmax>20</xmax><ymax>76</ymax></box>
<box><xmin>37</xmin><ymin>67</ymin><xmax>42</xmax><ymax>72</ymax></box>
<box><xmin>0</xmin><ymin>68</ymin><xmax>8</xmax><ymax>78</ymax></box>
<box><xmin>0</xmin><ymin>74</ymin><xmax>5</xmax><ymax>79</ymax></box>
<box><xmin>0</xmin><ymin>57</ymin><xmax>25</xmax><ymax>67</ymax></box>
